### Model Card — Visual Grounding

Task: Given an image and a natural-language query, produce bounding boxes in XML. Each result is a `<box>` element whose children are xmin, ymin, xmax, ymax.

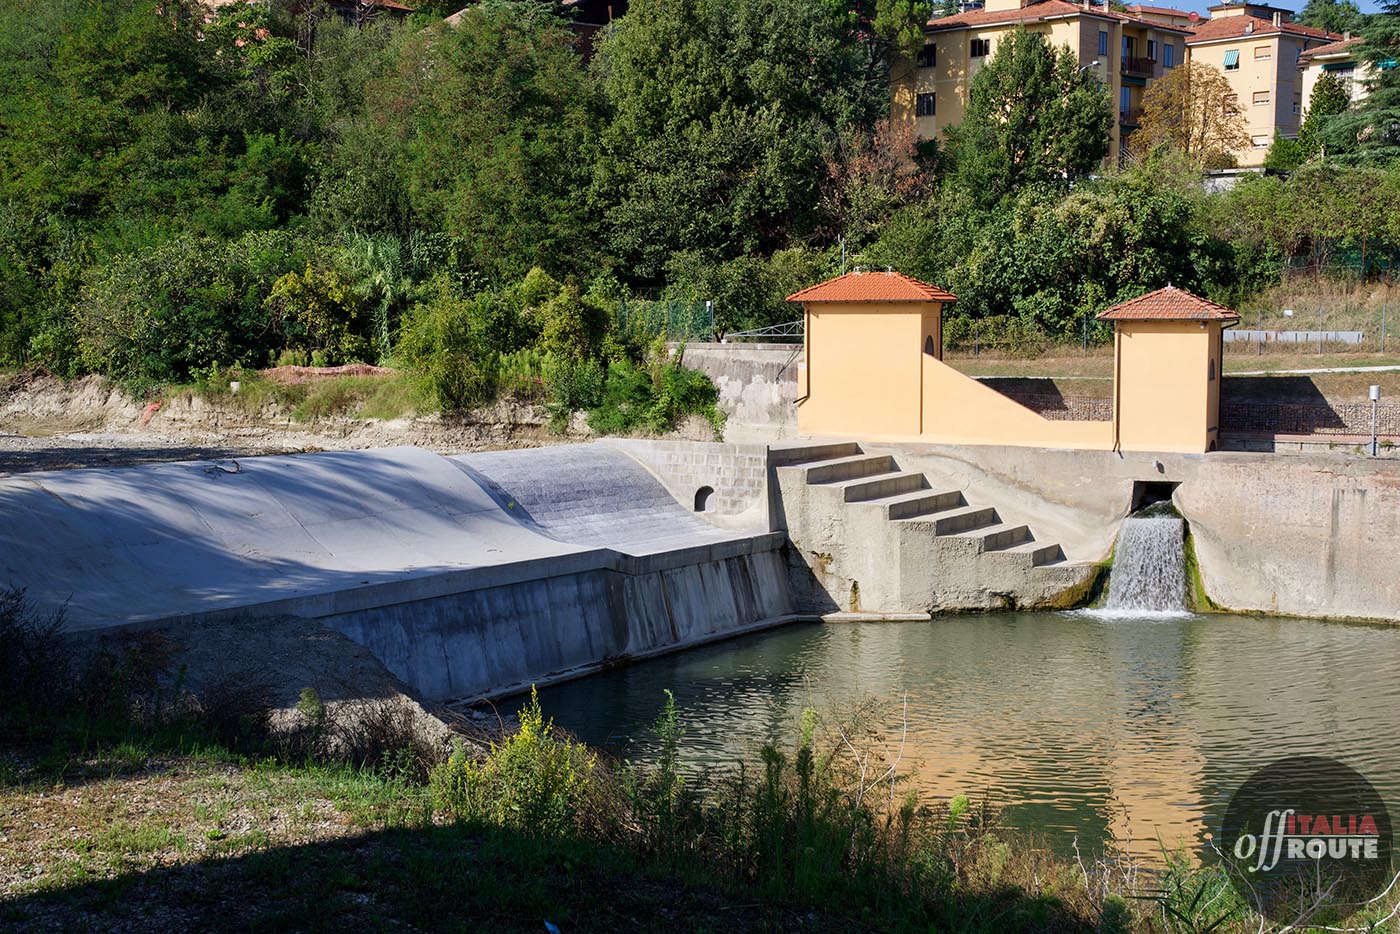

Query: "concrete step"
<box><xmin>967</xmin><ymin>522</ymin><xmax>1033</xmax><ymax>551</ymax></box>
<box><xmin>802</xmin><ymin>453</ymin><xmax>897</xmax><ymax>485</ymax></box>
<box><xmin>839</xmin><ymin>470</ymin><xmax>928</xmax><ymax>503</ymax></box>
<box><xmin>853</xmin><ymin>487</ymin><xmax>967</xmax><ymax>520</ymax></box>
<box><xmin>928</xmin><ymin>505</ymin><xmax>1000</xmax><ymax>535</ymax></box>
<box><xmin>999</xmin><ymin>540</ymin><xmax>1068</xmax><ymax>567</ymax></box>
<box><xmin>768</xmin><ymin>442</ymin><xmax>860</xmax><ymax>468</ymax></box>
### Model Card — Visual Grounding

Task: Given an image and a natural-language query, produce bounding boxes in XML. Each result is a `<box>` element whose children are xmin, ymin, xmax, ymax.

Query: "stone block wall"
<box><xmin>603</xmin><ymin>439</ymin><xmax>771</xmax><ymax>527</ymax></box>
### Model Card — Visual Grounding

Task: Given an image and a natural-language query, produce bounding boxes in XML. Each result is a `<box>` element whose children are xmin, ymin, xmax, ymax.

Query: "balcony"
<box><xmin>1119</xmin><ymin>108</ymin><xmax>1144</xmax><ymax>127</ymax></box>
<box><xmin>1121</xmin><ymin>56</ymin><xmax>1155</xmax><ymax>77</ymax></box>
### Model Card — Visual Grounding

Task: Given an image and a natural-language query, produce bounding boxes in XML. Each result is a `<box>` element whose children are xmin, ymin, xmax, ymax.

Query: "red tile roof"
<box><xmin>1298</xmin><ymin>36</ymin><xmax>1363</xmax><ymax>61</ymax></box>
<box><xmin>787</xmin><ymin>271</ymin><xmax>957</xmax><ymax>304</ymax></box>
<box><xmin>1186</xmin><ymin>15</ymin><xmax>1338</xmax><ymax>43</ymax></box>
<box><xmin>928</xmin><ymin>0</ymin><xmax>1192</xmax><ymax>34</ymax></box>
<box><xmin>1125</xmin><ymin>3</ymin><xmax>1194</xmax><ymax>17</ymax></box>
<box><xmin>1096</xmin><ymin>286</ymin><xmax>1240</xmax><ymax>321</ymax></box>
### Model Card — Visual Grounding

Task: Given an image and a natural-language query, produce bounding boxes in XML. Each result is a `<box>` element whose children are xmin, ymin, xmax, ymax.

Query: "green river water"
<box><xmin>535</xmin><ymin>611</ymin><xmax>1400</xmax><ymax>859</ymax></box>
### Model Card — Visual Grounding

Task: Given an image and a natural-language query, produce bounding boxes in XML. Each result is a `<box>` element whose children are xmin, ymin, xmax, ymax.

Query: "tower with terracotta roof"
<box><xmin>787</xmin><ymin>270</ymin><xmax>957</xmax><ymax>439</ymax></box>
<box><xmin>1097</xmin><ymin>285</ymin><xmax>1240</xmax><ymax>452</ymax></box>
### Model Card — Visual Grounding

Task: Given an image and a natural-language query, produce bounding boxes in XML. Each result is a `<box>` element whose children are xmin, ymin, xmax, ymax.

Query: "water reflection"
<box><xmin>533</xmin><ymin>612</ymin><xmax>1400</xmax><ymax>859</ymax></box>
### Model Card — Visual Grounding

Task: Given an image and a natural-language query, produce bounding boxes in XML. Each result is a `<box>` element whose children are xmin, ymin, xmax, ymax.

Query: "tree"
<box><xmin>818</xmin><ymin>119</ymin><xmax>931</xmax><ymax>245</ymax></box>
<box><xmin>1297</xmin><ymin>0</ymin><xmax>1364</xmax><ymax>35</ymax></box>
<box><xmin>1135</xmin><ymin>62</ymin><xmax>1250</xmax><ymax>168</ymax></box>
<box><xmin>591</xmin><ymin>0</ymin><xmax>881</xmax><ymax>281</ymax></box>
<box><xmin>1265</xmin><ymin>131</ymin><xmax>1307</xmax><ymax>170</ymax></box>
<box><xmin>944</xmin><ymin>29</ymin><xmax>1112</xmax><ymax>207</ymax></box>
<box><xmin>370</xmin><ymin>3</ymin><xmax>605</xmax><ymax>280</ymax></box>
<box><xmin>1299</xmin><ymin>72</ymin><xmax>1353</xmax><ymax>158</ymax></box>
<box><xmin>1320</xmin><ymin>0</ymin><xmax>1400</xmax><ymax>163</ymax></box>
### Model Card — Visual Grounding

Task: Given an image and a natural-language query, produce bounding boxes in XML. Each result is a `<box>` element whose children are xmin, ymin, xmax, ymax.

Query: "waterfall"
<box><xmin>1104</xmin><ymin>517</ymin><xmax>1188</xmax><ymax>614</ymax></box>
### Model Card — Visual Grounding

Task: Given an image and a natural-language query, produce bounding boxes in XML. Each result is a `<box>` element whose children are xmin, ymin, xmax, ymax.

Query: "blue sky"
<box><xmin>1172</xmin><ymin>0</ymin><xmax>1390</xmax><ymax>13</ymax></box>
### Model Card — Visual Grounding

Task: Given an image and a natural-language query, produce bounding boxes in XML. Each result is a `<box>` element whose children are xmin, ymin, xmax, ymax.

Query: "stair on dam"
<box><xmin>772</xmin><ymin>441</ymin><xmax>1093</xmax><ymax>615</ymax></box>
<box><xmin>777</xmin><ymin>448</ymin><xmax>1063</xmax><ymax>566</ymax></box>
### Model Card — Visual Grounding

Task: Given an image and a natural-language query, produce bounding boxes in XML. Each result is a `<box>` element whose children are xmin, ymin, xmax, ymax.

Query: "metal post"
<box><xmin>1371</xmin><ymin>385</ymin><xmax>1381</xmax><ymax>456</ymax></box>
<box><xmin>1318</xmin><ymin>304</ymin><xmax>1324</xmax><ymax>354</ymax></box>
<box><xmin>1384</xmin><ymin>304</ymin><xmax>1388</xmax><ymax>353</ymax></box>
<box><xmin>1083</xmin><ymin>313</ymin><xmax>1089</xmax><ymax>353</ymax></box>
<box><xmin>1257</xmin><ymin>308</ymin><xmax>1263</xmax><ymax>355</ymax></box>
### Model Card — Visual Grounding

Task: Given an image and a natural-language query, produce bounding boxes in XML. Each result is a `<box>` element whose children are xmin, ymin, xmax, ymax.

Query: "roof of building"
<box><xmin>1298</xmin><ymin>35</ymin><xmax>1363</xmax><ymax>62</ymax></box>
<box><xmin>786</xmin><ymin>271</ymin><xmax>957</xmax><ymax>304</ymax></box>
<box><xmin>1095</xmin><ymin>286</ymin><xmax>1240</xmax><ymax>321</ymax></box>
<box><xmin>1125</xmin><ymin>4</ymin><xmax>1195</xmax><ymax>18</ymax></box>
<box><xmin>1186</xmin><ymin>14</ymin><xmax>1337</xmax><ymax>43</ymax></box>
<box><xmin>927</xmin><ymin>0</ymin><xmax>1192</xmax><ymax>34</ymax></box>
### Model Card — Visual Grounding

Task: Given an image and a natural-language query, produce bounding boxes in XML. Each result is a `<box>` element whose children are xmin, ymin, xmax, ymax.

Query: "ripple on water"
<box><xmin>534</xmin><ymin>611</ymin><xmax>1400</xmax><ymax>859</ymax></box>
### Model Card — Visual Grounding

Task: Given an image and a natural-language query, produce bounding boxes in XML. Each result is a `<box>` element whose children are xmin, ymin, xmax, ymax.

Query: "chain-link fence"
<box><xmin>1225</xmin><ymin>301</ymin><xmax>1397</xmax><ymax>356</ymax></box>
<box><xmin>614</xmin><ymin>299</ymin><xmax>714</xmax><ymax>344</ymax></box>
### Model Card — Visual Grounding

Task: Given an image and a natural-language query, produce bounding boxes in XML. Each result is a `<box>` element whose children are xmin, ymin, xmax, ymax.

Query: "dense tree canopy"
<box><xmin>1321</xmin><ymin>0</ymin><xmax>1400</xmax><ymax>163</ymax></box>
<box><xmin>0</xmin><ymin>0</ymin><xmax>1396</xmax><ymax>390</ymax></box>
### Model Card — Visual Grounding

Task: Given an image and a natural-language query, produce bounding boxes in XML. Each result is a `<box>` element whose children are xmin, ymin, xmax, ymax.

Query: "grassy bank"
<box><xmin>2</xmin><ymin>593</ymin><xmax>1395</xmax><ymax>932</ymax></box>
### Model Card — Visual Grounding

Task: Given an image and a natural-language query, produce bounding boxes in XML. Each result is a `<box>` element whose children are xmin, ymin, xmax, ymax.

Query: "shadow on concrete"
<box><xmin>0</xmin><ymin>444</ymin><xmax>293</xmax><ymax>477</ymax></box>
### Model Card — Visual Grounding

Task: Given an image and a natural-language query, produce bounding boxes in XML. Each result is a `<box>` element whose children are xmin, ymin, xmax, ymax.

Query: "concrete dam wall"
<box><xmin>0</xmin><ymin>444</ymin><xmax>795</xmax><ymax>701</ymax></box>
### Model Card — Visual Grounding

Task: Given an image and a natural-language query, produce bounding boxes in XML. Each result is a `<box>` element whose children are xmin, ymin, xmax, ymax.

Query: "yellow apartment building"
<box><xmin>1184</xmin><ymin>2</ymin><xmax>1339</xmax><ymax>165</ymax></box>
<box><xmin>1298</xmin><ymin>35</ymin><xmax>1371</xmax><ymax>109</ymax></box>
<box><xmin>891</xmin><ymin>0</ymin><xmax>1193</xmax><ymax>165</ymax></box>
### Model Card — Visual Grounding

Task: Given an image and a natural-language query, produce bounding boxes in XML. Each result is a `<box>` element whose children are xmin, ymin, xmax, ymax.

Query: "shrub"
<box><xmin>264</xmin><ymin>263</ymin><xmax>369</xmax><ymax>365</ymax></box>
<box><xmin>0</xmin><ymin>588</ymin><xmax>70</xmax><ymax>733</ymax></box>
<box><xmin>73</xmin><ymin>230</ymin><xmax>306</xmax><ymax>385</ymax></box>
<box><xmin>395</xmin><ymin>275</ymin><xmax>503</xmax><ymax>410</ymax></box>
<box><xmin>431</xmin><ymin>687</ymin><xmax>612</xmax><ymax>837</ymax></box>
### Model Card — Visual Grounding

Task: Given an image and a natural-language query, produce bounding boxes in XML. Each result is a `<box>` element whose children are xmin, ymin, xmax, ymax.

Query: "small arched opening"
<box><xmin>923</xmin><ymin>335</ymin><xmax>936</xmax><ymax>356</ymax></box>
<box><xmin>694</xmin><ymin>485</ymin><xmax>715</xmax><ymax>512</ymax></box>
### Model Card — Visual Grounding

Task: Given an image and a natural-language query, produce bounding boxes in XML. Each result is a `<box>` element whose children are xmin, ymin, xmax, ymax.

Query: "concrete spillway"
<box><xmin>0</xmin><ymin>444</ymin><xmax>796</xmax><ymax>700</ymax></box>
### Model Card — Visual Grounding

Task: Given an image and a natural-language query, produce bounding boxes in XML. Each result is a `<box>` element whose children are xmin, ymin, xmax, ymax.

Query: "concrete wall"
<box><xmin>879</xmin><ymin>442</ymin><xmax>1400</xmax><ymax>622</ymax></box>
<box><xmin>920</xmin><ymin>355</ymin><xmax>1113</xmax><ymax>448</ymax></box>
<box><xmin>603</xmin><ymin>438</ymin><xmax>772</xmax><ymax>530</ymax></box>
<box><xmin>676</xmin><ymin>342</ymin><xmax>799</xmax><ymax>438</ymax></box>
<box><xmin>322</xmin><ymin>537</ymin><xmax>795</xmax><ymax>701</ymax></box>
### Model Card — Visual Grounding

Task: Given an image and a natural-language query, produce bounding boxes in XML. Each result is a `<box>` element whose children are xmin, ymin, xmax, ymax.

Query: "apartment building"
<box><xmin>1183</xmin><ymin>3</ymin><xmax>1338</xmax><ymax>165</ymax></box>
<box><xmin>891</xmin><ymin>0</ymin><xmax>1193</xmax><ymax>165</ymax></box>
<box><xmin>893</xmin><ymin>0</ymin><xmax>1343</xmax><ymax>169</ymax></box>
<box><xmin>1298</xmin><ymin>36</ymin><xmax>1370</xmax><ymax>109</ymax></box>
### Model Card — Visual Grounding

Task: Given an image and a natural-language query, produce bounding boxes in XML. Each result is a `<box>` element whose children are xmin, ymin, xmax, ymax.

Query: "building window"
<box><xmin>1122</xmin><ymin>36</ymin><xmax>1135</xmax><ymax>60</ymax></box>
<box><xmin>1208</xmin><ymin>357</ymin><xmax>1216</xmax><ymax>381</ymax></box>
<box><xmin>916</xmin><ymin>92</ymin><xmax>936</xmax><ymax>117</ymax></box>
<box><xmin>1120</xmin><ymin>86</ymin><xmax>1131</xmax><ymax>113</ymax></box>
<box><xmin>1098</xmin><ymin>30</ymin><xmax>1108</xmax><ymax>56</ymax></box>
<box><xmin>1147</xmin><ymin>39</ymin><xmax>1157</xmax><ymax>61</ymax></box>
<box><xmin>1223</xmin><ymin>49</ymin><xmax>1240</xmax><ymax>70</ymax></box>
<box><xmin>1164</xmin><ymin>43</ymin><xmax>1175</xmax><ymax>68</ymax></box>
<box><xmin>1251</xmin><ymin>134</ymin><xmax>1270</xmax><ymax>148</ymax></box>
<box><xmin>971</xmin><ymin>37</ymin><xmax>991</xmax><ymax>58</ymax></box>
<box><xmin>917</xmin><ymin>42</ymin><xmax>936</xmax><ymax>67</ymax></box>
<box><xmin>1254</xmin><ymin>45</ymin><xmax>1271</xmax><ymax>61</ymax></box>
<box><xmin>1253</xmin><ymin>90</ymin><xmax>1270</xmax><ymax>106</ymax></box>
<box><xmin>1293</xmin><ymin>93</ymin><xmax>1301</xmax><ymax>114</ymax></box>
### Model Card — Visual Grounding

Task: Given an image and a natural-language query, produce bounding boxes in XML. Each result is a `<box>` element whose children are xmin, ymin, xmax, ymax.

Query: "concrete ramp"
<box><xmin>453</xmin><ymin>444</ymin><xmax>737</xmax><ymax>553</ymax></box>
<box><xmin>0</xmin><ymin>445</ymin><xmax>796</xmax><ymax>700</ymax></box>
